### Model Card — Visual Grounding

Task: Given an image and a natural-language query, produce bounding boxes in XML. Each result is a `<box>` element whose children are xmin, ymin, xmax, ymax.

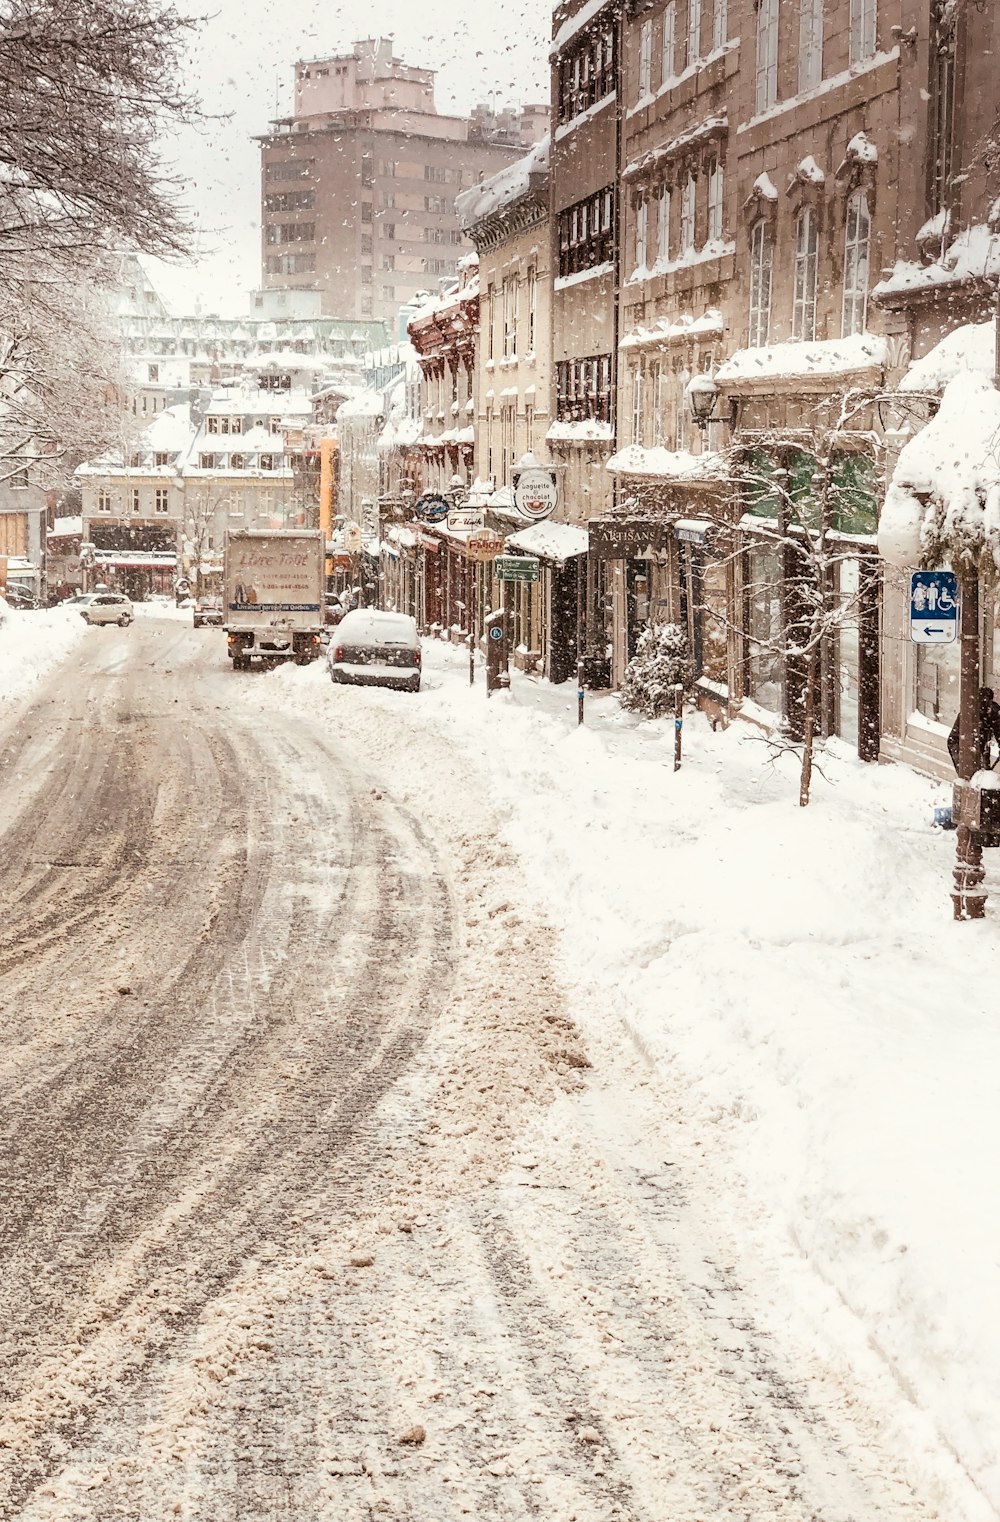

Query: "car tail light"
<box><xmin>414</xmin><ymin>648</ymin><xmax>422</xmax><ymax>666</ymax></box>
<box><xmin>334</xmin><ymin>646</ymin><xmax>344</xmax><ymax>662</ymax></box>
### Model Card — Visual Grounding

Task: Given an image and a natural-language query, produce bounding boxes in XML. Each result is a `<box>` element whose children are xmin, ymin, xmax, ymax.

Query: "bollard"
<box><xmin>673</xmin><ymin>684</ymin><xmax>683</xmax><ymax>772</ymax></box>
<box><xmin>577</xmin><ymin>657</ymin><xmax>585</xmax><ymax>726</ymax></box>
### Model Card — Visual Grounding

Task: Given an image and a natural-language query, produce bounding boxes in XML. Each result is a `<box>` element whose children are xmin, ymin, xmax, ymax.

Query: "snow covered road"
<box><xmin>0</xmin><ymin>618</ymin><xmax>973</xmax><ymax>1520</ymax></box>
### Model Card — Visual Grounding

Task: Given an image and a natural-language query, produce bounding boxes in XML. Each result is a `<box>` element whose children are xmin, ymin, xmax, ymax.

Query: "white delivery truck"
<box><xmin>223</xmin><ymin>528</ymin><xmax>325</xmax><ymax>669</ymax></box>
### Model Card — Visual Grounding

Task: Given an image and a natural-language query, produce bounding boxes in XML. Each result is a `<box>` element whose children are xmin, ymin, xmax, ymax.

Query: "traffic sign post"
<box><xmin>909</xmin><ymin>570</ymin><xmax>958</xmax><ymax>644</ymax></box>
<box><xmin>494</xmin><ymin>555</ymin><xmax>540</xmax><ymax>583</ymax></box>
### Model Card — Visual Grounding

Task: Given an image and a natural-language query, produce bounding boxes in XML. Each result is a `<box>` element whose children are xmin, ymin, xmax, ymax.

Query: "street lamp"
<box><xmin>685</xmin><ymin>372</ymin><xmax>736</xmax><ymax>432</ymax></box>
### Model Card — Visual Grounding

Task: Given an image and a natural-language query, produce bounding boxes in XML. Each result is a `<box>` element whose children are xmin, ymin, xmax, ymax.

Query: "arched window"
<box><xmin>842</xmin><ymin>190</ymin><xmax>871</xmax><ymax>336</ymax></box>
<box><xmin>792</xmin><ymin>207</ymin><xmax>818</xmax><ymax>341</ymax></box>
<box><xmin>748</xmin><ymin>220</ymin><xmax>772</xmax><ymax>348</ymax></box>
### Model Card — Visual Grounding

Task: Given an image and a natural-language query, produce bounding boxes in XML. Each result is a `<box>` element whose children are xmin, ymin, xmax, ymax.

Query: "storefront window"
<box><xmin>837</xmin><ymin>556</ymin><xmax>860</xmax><ymax>746</ymax></box>
<box><xmin>747</xmin><ymin>540</ymin><xmax>782</xmax><ymax>712</ymax></box>
<box><xmin>914</xmin><ymin>640</ymin><xmax>960</xmax><ymax>726</ymax></box>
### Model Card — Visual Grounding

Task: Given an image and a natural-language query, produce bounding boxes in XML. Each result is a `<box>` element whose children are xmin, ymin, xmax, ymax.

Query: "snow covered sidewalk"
<box><xmin>266</xmin><ymin>642</ymin><xmax>1000</xmax><ymax>1520</ymax></box>
<box><xmin>0</xmin><ymin>603</ymin><xmax>86</xmax><ymax>705</ymax></box>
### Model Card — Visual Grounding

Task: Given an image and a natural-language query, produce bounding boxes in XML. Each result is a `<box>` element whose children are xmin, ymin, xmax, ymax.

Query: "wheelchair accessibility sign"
<box><xmin>909</xmin><ymin>570</ymin><xmax>958</xmax><ymax>644</ymax></box>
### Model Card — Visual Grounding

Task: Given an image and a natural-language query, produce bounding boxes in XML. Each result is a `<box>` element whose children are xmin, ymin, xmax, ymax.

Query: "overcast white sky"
<box><xmin>145</xmin><ymin>0</ymin><xmax>551</xmax><ymax>317</ymax></box>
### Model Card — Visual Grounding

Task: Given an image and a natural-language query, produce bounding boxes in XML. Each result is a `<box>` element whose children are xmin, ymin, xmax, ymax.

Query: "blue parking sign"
<box><xmin>910</xmin><ymin>571</ymin><xmax>958</xmax><ymax>644</ymax></box>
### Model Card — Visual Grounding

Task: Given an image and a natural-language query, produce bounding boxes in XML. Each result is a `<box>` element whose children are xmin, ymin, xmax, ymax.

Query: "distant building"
<box><xmin>256</xmin><ymin>37</ymin><xmax>547</xmax><ymax>324</ymax></box>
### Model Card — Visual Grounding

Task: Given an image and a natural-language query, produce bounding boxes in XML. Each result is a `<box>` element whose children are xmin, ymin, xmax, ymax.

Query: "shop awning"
<box><xmin>94</xmin><ymin>550</ymin><xmax>177</xmax><ymax>569</ymax></box>
<box><xmin>505</xmin><ymin>521</ymin><xmax>589</xmax><ymax>565</ymax></box>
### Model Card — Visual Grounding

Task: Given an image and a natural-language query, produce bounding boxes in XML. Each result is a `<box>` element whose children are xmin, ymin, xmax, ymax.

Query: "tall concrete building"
<box><xmin>256</xmin><ymin>38</ymin><xmax>548</xmax><ymax>325</ymax></box>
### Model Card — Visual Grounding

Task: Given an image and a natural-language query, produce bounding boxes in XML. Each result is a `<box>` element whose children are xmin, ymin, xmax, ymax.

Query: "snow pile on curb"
<box><xmin>0</xmin><ymin>605</ymin><xmax>86</xmax><ymax>704</ymax></box>
<box><xmin>264</xmin><ymin>645</ymin><xmax>1000</xmax><ymax>1519</ymax></box>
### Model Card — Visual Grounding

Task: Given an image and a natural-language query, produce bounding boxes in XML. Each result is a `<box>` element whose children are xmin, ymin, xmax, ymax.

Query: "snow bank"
<box><xmin>0</xmin><ymin>604</ymin><xmax>85</xmax><ymax>704</ymax></box>
<box><xmin>879</xmin><ymin>369</ymin><xmax>1000</xmax><ymax>569</ymax></box>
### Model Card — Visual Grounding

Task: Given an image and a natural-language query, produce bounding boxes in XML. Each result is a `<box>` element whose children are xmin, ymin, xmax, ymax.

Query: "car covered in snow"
<box><xmin>327</xmin><ymin>609</ymin><xmax>421</xmax><ymax>693</ymax></box>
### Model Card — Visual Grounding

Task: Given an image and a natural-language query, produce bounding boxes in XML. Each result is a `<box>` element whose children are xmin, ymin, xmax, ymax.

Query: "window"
<box><xmin>230</xmin><ymin>453</ymin><xmax>246</xmax><ymax>470</ymax></box>
<box><xmin>557</xmin><ymin>186</ymin><xmax>615</xmax><ymax>276</ymax></box>
<box><xmin>361</xmin><ymin>203</ymin><xmax>373</xmax><ymax>223</ymax></box>
<box><xmin>361</xmin><ymin>265</ymin><xmax>372</xmax><ymax>283</ymax></box>
<box><xmin>361</xmin><ymin>156</ymin><xmax>374</xmax><ymax>187</ymax></box>
<box><xmin>265</xmin><ymin>158</ymin><xmax>313</xmax><ymax>181</ymax></box>
<box><xmin>268</xmin><ymin>417</ymin><xmax>281</xmax><ymax>433</ymax></box>
<box><xmin>527</xmin><ymin>266</ymin><xmax>537</xmax><ymax>352</ymax></box>
<box><xmin>755</xmin><ymin>0</ymin><xmax>779</xmax><ymax>112</ymax></box>
<box><xmin>264</xmin><ymin>190</ymin><xmax>315</xmax><ymax>211</ymax></box>
<box><xmin>148</xmin><ymin>364</ymin><xmax>159</xmax><ymax>382</ymax></box>
<box><xmin>525</xmin><ymin>404</ymin><xmax>535</xmax><ymax>452</ymax></box>
<box><xmin>487</xmin><ymin>284</ymin><xmax>495</xmax><ymax>362</ymax></box>
<box><xmin>849</xmin><ymin>0</ymin><xmax>876</xmax><ymax>64</ymax></box>
<box><xmin>842</xmin><ymin>190</ymin><xmax>871</xmax><ymax>336</ymax></box>
<box><xmin>634</xmin><ymin>195</ymin><xmax>648</xmax><ymax>270</ymax></box>
<box><xmin>680</xmin><ymin>173</ymin><xmax>696</xmax><ymax>251</ymax></box>
<box><xmin>153</xmin><ymin>452</ymin><xmax>171</xmax><ymax>466</ymax></box>
<box><xmin>656</xmin><ymin>183</ymin><xmax>671</xmax><ymax>261</ymax></box>
<box><xmin>10</xmin><ymin>465</ymin><xmax>28</xmax><ymax>488</ymax></box>
<box><xmin>207</xmin><ymin>415</ymin><xmax>219</xmax><ymax>434</ymax></box>
<box><xmin>426</xmin><ymin>258</ymin><xmax>454</xmax><ymax>275</ymax></box>
<box><xmin>97</xmin><ymin>489</ymin><xmax>112</xmax><ymax>512</ymax></box>
<box><xmin>639</xmin><ymin>19</ymin><xmax>653</xmax><ymax>97</ymax></box>
<box><xmin>792</xmin><ymin>207</ymin><xmax>819</xmax><ymax>341</ymax></box>
<box><xmin>748</xmin><ymin>220</ymin><xmax>773</xmax><ymax>347</ymax></box>
<box><xmin>266</xmin><ymin>221</ymin><xmax>315</xmax><ymax>244</ymax></box>
<box><xmin>379</xmin><ymin>160</ymin><xmax>396</xmax><ymax>176</ymax></box>
<box><xmin>130</xmin><ymin>487</ymin><xmax>141</xmax><ymax>513</ymax></box>
<box><xmin>259</xmin><ymin>454</ymin><xmax>276</xmax><ymax>471</ymax></box>
<box><xmin>382</xmin><ymin>223</ymin><xmax>395</xmax><ymax>240</ymax></box>
<box><xmin>425</xmin><ymin>195</ymin><xmax>449</xmax><ymax>213</ymax></box>
<box><xmin>556</xmin><ymin>354</ymin><xmax>613</xmax><ymax>422</ymax></box>
<box><xmin>424</xmin><ymin>165</ymin><xmax>458</xmax><ymax>184</ymax></box>
<box><xmin>154</xmin><ymin>487</ymin><xmax>169</xmax><ymax>514</ymax></box>
<box><xmin>930</xmin><ymin>19</ymin><xmax>955</xmax><ymax>214</ymax></box>
<box><xmin>382</xmin><ymin>254</ymin><xmax>395</xmax><ymax>270</ymax></box>
<box><xmin>712</xmin><ymin>0</ymin><xmax>727</xmax><ymax>49</ymax></box>
<box><xmin>707</xmin><ymin>157</ymin><xmax>723</xmax><ymax>239</ymax></box>
<box><xmin>502</xmin><ymin>274</ymin><xmax>518</xmax><ymax>358</ymax></box>
<box><xmin>799</xmin><ymin>0</ymin><xmax>823</xmax><ymax>92</ymax></box>
<box><xmin>265</xmin><ymin>253</ymin><xmax>315</xmax><ymax>274</ymax></box>
<box><xmin>631</xmin><ymin>366</ymin><xmax>644</xmax><ymax>445</ymax></box>
<box><xmin>557</xmin><ymin>22</ymin><xmax>616</xmax><ymax>122</ymax></box>
<box><xmin>199</xmin><ymin>454</ymin><xmax>217</xmax><ymax>470</ymax></box>
<box><xmin>662</xmin><ymin>2</ymin><xmax>677</xmax><ymax>81</ymax></box>
<box><xmin>687</xmin><ymin>0</ymin><xmax>702</xmax><ymax>66</ymax></box>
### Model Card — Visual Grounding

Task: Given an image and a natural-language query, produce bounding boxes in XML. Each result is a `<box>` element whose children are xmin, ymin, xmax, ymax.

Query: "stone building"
<box><xmin>256</xmin><ymin>39</ymin><xmax>547</xmax><ymax>325</ymax></box>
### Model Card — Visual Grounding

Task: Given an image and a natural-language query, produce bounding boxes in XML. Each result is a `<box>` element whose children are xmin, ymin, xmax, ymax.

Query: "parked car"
<box><xmin>79</xmin><ymin>592</ymin><xmax>134</xmax><ymax>627</ymax></box>
<box><xmin>193</xmin><ymin>594</ymin><xmax>223</xmax><ymax>628</ymax></box>
<box><xmin>328</xmin><ymin>610</ymin><xmax>421</xmax><ymax>692</ymax></box>
<box><xmin>4</xmin><ymin>584</ymin><xmax>38</xmax><ymax>610</ymax></box>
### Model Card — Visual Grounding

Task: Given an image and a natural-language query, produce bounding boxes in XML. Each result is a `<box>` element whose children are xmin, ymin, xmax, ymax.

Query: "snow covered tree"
<box><xmin>619</xmin><ymin>622</ymin><xmax>692</xmax><ymax>719</ymax></box>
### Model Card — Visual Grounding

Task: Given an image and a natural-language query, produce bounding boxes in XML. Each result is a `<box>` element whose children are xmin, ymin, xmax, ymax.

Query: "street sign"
<box><xmin>467</xmin><ymin>530</ymin><xmax>505</xmax><ymax>562</ymax></box>
<box><xmin>910</xmin><ymin>570</ymin><xmax>958</xmax><ymax>644</ymax></box>
<box><xmin>447</xmin><ymin>507</ymin><xmax>486</xmax><ymax>533</ymax></box>
<box><xmin>512</xmin><ymin>467</ymin><xmax>557</xmax><ymax>523</ymax></box>
<box><xmin>413</xmin><ymin>492</ymin><xmax>449</xmax><ymax>524</ymax></box>
<box><xmin>495</xmin><ymin>555</ymin><xmax>540</xmax><ymax>583</ymax></box>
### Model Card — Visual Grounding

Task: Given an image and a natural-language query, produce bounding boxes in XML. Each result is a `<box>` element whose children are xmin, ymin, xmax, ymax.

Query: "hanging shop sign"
<box><xmin>588</xmin><ymin>517</ymin><xmax>674</xmax><ymax>559</ymax></box>
<box><xmin>447</xmin><ymin>507</ymin><xmax>486</xmax><ymax>533</ymax></box>
<box><xmin>512</xmin><ymin>467</ymin><xmax>558</xmax><ymax>523</ymax></box>
<box><xmin>466</xmin><ymin>530</ymin><xmax>505</xmax><ymax>562</ymax></box>
<box><xmin>413</xmin><ymin>492</ymin><xmax>450</xmax><ymax>525</ymax></box>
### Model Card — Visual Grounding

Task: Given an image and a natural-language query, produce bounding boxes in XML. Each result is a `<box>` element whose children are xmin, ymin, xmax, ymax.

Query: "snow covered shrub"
<box><xmin>619</xmin><ymin>623</ymin><xmax>692</xmax><ymax>718</ymax></box>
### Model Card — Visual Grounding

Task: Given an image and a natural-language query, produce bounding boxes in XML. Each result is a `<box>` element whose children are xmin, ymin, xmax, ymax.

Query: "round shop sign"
<box><xmin>413</xmin><ymin>492</ymin><xmax>450</xmax><ymax>525</ymax></box>
<box><xmin>489</xmin><ymin>624</ymin><xmax>503</xmax><ymax>642</ymax></box>
<box><xmin>513</xmin><ymin>467</ymin><xmax>557</xmax><ymax>523</ymax></box>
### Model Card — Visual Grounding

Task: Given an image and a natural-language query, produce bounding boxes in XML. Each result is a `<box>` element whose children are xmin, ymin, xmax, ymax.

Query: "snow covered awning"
<box><xmin>619</xmin><ymin>309</ymin><xmax>724</xmax><ymax>352</ymax></box>
<box><xmin>605</xmin><ymin>445</ymin><xmax>728</xmax><ymax>480</ymax></box>
<box><xmin>546</xmin><ymin>419</ymin><xmax>614</xmax><ymax>444</ymax></box>
<box><xmin>899</xmin><ymin>320</ymin><xmax>995</xmax><ymax>393</ymax></box>
<box><xmin>506</xmin><ymin>522</ymin><xmax>589</xmax><ymax>565</ymax></box>
<box><xmin>715</xmin><ymin>333</ymin><xmax>887</xmax><ymax>394</ymax></box>
<box><xmin>879</xmin><ymin>371</ymin><xmax>1000</xmax><ymax>570</ymax></box>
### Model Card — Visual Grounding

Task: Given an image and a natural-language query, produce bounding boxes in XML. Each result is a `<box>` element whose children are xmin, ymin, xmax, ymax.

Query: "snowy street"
<box><xmin>0</xmin><ymin>614</ymin><xmax>995</xmax><ymax>1520</ymax></box>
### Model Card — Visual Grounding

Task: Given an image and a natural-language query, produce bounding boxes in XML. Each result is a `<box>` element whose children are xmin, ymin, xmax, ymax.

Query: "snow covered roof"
<box><xmin>715</xmin><ymin>333</ymin><xmax>887</xmax><ymax>389</ymax></box>
<box><xmin>49</xmin><ymin>515</ymin><xmax>82</xmax><ymax>538</ymax></box>
<box><xmin>874</xmin><ymin>223</ymin><xmax>1000</xmax><ymax>302</ymax></box>
<box><xmin>619</xmin><ymin>309</ymin><xmax>725</xmax><ymax>352</ymax></box>
<box><xmin>456</xmin><ymin>137</ymin><xmax>549</xmax><ymax>231</ymax></box>
<box><xmin>144</xmin><ymin>404</ymin><xmax>194</xmax><ymax>453</ymax></box>
<box><xmin>506</xmin><ymin>521</ymin><xmax>589</xmax><ymax>564</ymax></box>
<box><xmin>337</xmin><ymin>388</ymin><xmax>386</xmax><ymax>420</ymax></box>
<box><xmin>549</xmin><ymin>0</ymin><xmax>614</xmax><ymax>58</ymax></box>
<box><xmin>879</xmin><ymin>370</ymin><xmax>1000</xmax><ymax>570</ymax></box>
<box><xmin>899</xmin><ymin>320</ymin><xmax>996</xmax><ymax>393</ymax></box>
<box><xmin>605</xmin><ymin>445</ymin><xmax>728</xmax><ymax>480</ymax></box>
<box><xmin>546</xmin><ymin>419</ymin><xmax>614</xmax><ymax>444</ymax></box>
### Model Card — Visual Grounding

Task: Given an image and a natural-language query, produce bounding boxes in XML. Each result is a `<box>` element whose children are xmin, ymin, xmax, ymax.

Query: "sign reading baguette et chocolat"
<box><xmin>588</xmin><ymin>518</ymin><xmax>675</xmax><ymax>558</ymax></box>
